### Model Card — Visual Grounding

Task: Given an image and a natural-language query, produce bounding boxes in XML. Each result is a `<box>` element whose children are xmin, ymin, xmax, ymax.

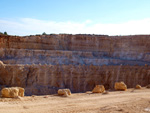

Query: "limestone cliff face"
<box><xmin>0</xmin><ymin>34</ymin><xmax>150</xmax><ymax>95</ymax></box>
<box><xmin>1</xmin><ymin>34</ymin><xmax>150</xmax><ymax>65</ymax></box>
<box><xmin>1</xmin><ymin>34</ymin><xmax>150</xmax><ymax>53</ymax></box>
<box><xmin>0</xmin><ymin>64</ymin><xmax>150</xmax><ymax>95</ymax></box>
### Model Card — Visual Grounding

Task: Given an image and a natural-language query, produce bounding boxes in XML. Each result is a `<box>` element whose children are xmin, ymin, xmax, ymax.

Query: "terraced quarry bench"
<box><xmin>0</xmin><ymin>34</ymin><xmax>150</xmax><ymax>95</ymax></box>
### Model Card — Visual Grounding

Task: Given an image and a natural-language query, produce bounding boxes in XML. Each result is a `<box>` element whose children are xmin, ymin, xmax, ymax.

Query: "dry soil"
<box><xmin>0</xmin><ymin>88</ymin><xmax>150</xmax><ymax>113</ymax></box>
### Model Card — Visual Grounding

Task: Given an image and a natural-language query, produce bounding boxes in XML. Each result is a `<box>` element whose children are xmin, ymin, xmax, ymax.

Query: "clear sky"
<box><xmin>0</xmin><ymin>0</ymin><xmax>150</xmax><ymax>36</ymax></box>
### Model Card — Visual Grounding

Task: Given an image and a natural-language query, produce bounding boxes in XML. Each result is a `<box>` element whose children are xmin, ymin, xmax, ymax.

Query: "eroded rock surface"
<box><xmin>0</xmin><ymin>34</ymin><xmax>150</xmax><ymax>95</ymax></box>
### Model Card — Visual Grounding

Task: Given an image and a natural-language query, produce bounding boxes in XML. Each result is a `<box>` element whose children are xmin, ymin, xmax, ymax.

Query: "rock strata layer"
<box><xmin>0</xmin><ymin>34</ymin><xmax>150</xmax><ymax>95</ymax></box>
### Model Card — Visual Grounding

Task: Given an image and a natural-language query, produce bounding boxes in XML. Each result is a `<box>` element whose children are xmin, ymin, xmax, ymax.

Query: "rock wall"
<box><xmin>1</xmin><ymin>34</ymin><xmax>150</xmax><ymax>52</ymax></box>
<box><xmin>0</xmin><ymin>34</ymin><xmax>150</xmax><ymax>95</ymax></box>
<box><xmin>1</xmin><ymin>34</ymin><xmax>150</xmax><ymax>65</ymax></box>
<box><xmin>0</xmin><ymin>64</ymin><xmax>150</xmax><ymax>95</ymax></box>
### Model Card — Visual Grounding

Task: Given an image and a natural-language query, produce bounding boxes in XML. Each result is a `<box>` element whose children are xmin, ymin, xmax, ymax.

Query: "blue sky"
<box><xmin>1</xmin><ymin>0</ymin><xmax>150</xmax><ymax>36</ymax></box>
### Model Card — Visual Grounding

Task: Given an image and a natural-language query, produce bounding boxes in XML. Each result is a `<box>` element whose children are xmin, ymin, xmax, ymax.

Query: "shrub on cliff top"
<box><xmin>4</xmin><ymin>32</ymin><xmax>8</xmax><ymax>35</ymax></box>
<box><xmin>0</xmin><ymin>31</ymin><xmax>8</xmax><ymax>35</ymax></box>
<box><xmin>42</xmin><ymin>32</ymin><xmax>46</xmax><ymax>35</ymax></box>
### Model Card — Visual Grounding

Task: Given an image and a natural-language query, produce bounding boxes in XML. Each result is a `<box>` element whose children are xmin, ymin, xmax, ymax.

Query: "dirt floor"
<box><xmin>0</xmin><ymin>88</ymin><xmax>150</xmax><ymax>113</ymax></box>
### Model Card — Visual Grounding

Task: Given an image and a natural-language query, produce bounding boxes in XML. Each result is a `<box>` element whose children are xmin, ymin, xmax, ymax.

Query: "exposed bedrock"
<box><xmin>1</xmin><ymin>48</ymin><xmax>150</xmax><ymax>65</ymax></box>
<box><xmin>0</xmin><ymin>64</ymin><xmax>150</xmax><ymax>95</ymax></box>
<box><xmin>1</xmin><ymin>34</ymin><xmax>150</xmax><ymax>65</ymax></box>
<box><xmin>1</xmin><ymin>34</ymin><xmax>150</xmax><ymax>53</ymax></box>
<box><xmin>0</xmin><ymin>34</ymin><xmax>150</xmax><ymax>95</ymax></box>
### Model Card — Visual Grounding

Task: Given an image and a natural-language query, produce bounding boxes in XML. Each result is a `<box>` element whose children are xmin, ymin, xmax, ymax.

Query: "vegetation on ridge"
<box><xmin>0</xmin><ymin>31</ymin><xmax>8</xmax><ymax>35</ymax></box>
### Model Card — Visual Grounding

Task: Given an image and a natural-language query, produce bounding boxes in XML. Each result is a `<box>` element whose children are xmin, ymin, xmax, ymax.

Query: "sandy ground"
<box><xmin>0</xmin><ymin>88</ymin><xmax>150</xmax><ymax>113</ymax></box>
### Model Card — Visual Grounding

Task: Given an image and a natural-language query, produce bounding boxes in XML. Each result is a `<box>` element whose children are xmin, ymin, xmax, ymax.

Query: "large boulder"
<box><xmin>146</xmin><ymin>84</ymin><xmax>150</xmax><ymax>88</ymax></box>
<box><xmin>18</xmin><ymin>87</ymin><xmax>25</xmax><ymax>97</ymax></box>
<box><xmin>58</xmin><ymin>89</ymin><xmax>71</xmax><ymax>96</ymax></box>
<box><xmin>135</xmin><ymin>85</ymin><xmax>142</xmax><ymax>89</ymax></box>
<box><xmin>114</xmin><ymin>82</ymin><xmax>127</xmax><ymax>91</ymax></box>
<box><xmin>92</xmin><ymin>85</ymin><xmax>105</xmax><ymax>93</ymax></box>
<box><xmin>1</xmin><ymin>87</ymin><xmax>25</xmax><ymax>98</ymax></box>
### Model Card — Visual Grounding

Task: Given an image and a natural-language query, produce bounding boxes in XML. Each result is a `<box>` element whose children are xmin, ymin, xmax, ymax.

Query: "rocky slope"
<box><xmin>0</xmin><ymin>34</ymin><xmax>150</xmax><ymax>95</ymax></box>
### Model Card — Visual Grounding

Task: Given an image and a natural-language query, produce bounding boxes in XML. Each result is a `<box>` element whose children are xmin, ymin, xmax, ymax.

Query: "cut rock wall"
<box><xmin>0</xmin><ymin>34</ymin><xmax>150</xmax><ymax>95</ymax></box>
<box><xmin>1</xmin><ymin>34</ymin><xmax>150</xmax><ymax>65</ymax></box>
<box><xmin>0</xmin><ymin>64</ymin><xmax>150</xmax><ymax>95</ymax></box>
<box><xmin>1</xmin><ymin>34</ymin><xmax>150</xmax><ymax>52</ymax></box>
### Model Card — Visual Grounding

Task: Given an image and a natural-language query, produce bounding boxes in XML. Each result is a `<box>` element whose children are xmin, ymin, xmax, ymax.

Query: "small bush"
<box><xmin>42</xmin><ymin>32</ymin><xmax>46</xmax><ymax>35</ymax></box>
<box><xmin>4</xmin><ymin>32</ymin><xmax>8</xmax><ymax>35</ymax></box>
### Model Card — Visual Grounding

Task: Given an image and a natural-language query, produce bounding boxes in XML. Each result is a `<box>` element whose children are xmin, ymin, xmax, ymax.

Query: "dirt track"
<box><xmin>0</xmin><ymin>88</ymin><xmax>150</xmax><ymax>113</ymax></box>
